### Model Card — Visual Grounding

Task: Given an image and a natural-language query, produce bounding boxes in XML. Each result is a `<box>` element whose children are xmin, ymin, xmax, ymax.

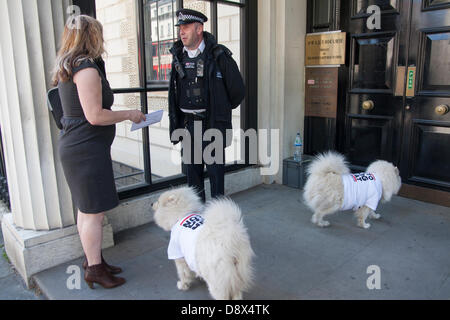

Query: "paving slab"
<box><xmin>0</xmin><ymin>227</ymin><xmax>43</xmax><ymax>300</ymax></box>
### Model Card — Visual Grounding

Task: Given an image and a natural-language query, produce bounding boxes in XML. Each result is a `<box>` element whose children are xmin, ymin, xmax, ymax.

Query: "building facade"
<box><xmin>0</xmin><ymin>0</ymin><xmax>448</xmax><ymax>287</ymax></box>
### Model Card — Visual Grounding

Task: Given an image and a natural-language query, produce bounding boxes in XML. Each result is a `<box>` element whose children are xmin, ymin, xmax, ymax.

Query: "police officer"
<box><xmin>168</xmin><ymin>8</ymin><xmax>245</xmax><ymax>202</ymax></box>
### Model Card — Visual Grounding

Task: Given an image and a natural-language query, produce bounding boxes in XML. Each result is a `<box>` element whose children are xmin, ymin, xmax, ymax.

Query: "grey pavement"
<box><xmin>30</xmin><ymin>184</ymin><xmax>450</xmax><ymax>300</ymax></box>
<box><xmin>0</xmin><ymin>218</ymin><xmax>44</xmax><ymax>300</ymax></box>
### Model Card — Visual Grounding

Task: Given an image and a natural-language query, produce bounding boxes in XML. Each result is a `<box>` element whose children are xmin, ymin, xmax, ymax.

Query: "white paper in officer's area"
<box><xmin>131</xmin><ymin>110</ymin><xmax>164</xmax><ymax>131</ymax></box>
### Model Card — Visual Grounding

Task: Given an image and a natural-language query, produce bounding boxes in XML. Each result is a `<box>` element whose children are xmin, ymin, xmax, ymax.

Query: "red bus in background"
<box><xmin>150</xmin><ymin>39</ymin><xmax>175</xmax><ymax>81</ymax></box>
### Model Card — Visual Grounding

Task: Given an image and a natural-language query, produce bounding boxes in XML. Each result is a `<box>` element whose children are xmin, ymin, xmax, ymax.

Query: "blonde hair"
<box><xmin>52</xmin><ymin>15</ymin><xmax>105</xmax><ymax>85</ymax></box>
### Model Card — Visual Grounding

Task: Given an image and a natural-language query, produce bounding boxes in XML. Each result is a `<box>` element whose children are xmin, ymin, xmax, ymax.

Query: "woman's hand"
<box><xmin>128</xmin><ymin>110</ymin><xmax>146</xmax><ymax>124</ymax></box>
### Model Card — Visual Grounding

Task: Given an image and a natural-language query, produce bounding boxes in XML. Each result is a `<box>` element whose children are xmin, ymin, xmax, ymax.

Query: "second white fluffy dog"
<box><xmin>303</xmin><ymin>152</ymin><xmax>402</xmax><ymax>229</ymax></box>
<box><xmin>152</xmin><ymin>187</ymin><xmax>254</xmax><ymax>300</ymax></box>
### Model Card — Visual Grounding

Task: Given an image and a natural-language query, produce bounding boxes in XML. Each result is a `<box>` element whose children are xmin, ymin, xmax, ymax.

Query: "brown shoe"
<box><xmin>82</xmin><ymin>254</ymin><xmax>123</xmax><ymax>275</ymax></box>
<box><xmin>84</xmin><ymin>263</ymin><xmax>126</xmax><ymax>289</ymax></box>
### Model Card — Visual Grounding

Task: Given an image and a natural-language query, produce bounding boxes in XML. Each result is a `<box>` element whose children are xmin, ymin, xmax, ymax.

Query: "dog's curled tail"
<box><xmin>307</xmin><ymin>151</ymin><xmax>350</xmax><ymax>177</ymax></box>
<box><xmin>204</xmin><ymin>198</ymin><xmax>243</xmax><ymax>226</ymax></box>
<box><xmin>203</xmin><ymin>198</ymin><xmax>255</xmax><ymax>299</ymax></box>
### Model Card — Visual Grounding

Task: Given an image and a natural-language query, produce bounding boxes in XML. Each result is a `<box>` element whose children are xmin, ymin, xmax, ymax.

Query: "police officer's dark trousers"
<box><xmin>182</xmin><ymin>115</ymin><xmax>225</xmax><ymax>203</ymax></box>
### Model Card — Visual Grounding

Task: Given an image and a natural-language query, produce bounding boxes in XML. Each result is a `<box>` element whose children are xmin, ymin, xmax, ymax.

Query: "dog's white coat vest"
<box><xmin>341</xmin><ymin>173</ymin><xmax>382</xmax><ymax>211</ymax></box>
<box><xmin>168</xmin><ymin>213</ymin><xmax>205</xmax><ymax>273</ymax></box>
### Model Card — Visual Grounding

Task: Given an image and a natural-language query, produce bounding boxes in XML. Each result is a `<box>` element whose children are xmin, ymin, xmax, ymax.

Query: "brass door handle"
<box><xmin>362</xmin><ymin>100</ymin><xmax>375</xmax><ymax>111</ymax></box>
<box><xmin>435</xmin><ymin>105</ymin><xmax>449</xmax><ymax>116</ymax></box>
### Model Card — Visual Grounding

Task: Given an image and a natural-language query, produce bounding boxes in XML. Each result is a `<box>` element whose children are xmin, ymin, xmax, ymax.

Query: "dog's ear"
<box><xmin>395</xmin><ymin>167</ymin><xmax>400</xmax><ymax>175</ymax></box>
<box><xmin>167</xmin><ymin>194</ymin><xmax>178</xmax><ymax>205</ymax></box>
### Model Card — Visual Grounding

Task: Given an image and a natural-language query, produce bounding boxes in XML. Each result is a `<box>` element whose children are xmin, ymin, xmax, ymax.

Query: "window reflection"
<box><xmin>109</xmin><ymin>93</ymin><xmax>146</xmax><ymax>191</ymax></box>
<box><xmin>95</xmin><ymin>0</ymin><xmax>248</xmax><ymax>193</ymax></box>
<box><xmin>147</xmin><ymin>91</ymin><xmax>183</xmax><ymax>182</ymax></box>
<box><xmin>144</xmin><ymin>0</ymin><xmax>178</xmax><ymax>82</ymax></box>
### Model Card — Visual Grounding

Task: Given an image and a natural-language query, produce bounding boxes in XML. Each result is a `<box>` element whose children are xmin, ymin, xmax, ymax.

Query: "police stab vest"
<box><xmin>178</xmin><ymin>51</ymin><xmax>209</xmax><ymax>111</ymax></box>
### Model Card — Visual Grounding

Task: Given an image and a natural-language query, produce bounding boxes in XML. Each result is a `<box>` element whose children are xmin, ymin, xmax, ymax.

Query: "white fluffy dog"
<box><xmin>303</xmin><ymin>152</ymin><xmax>402</xmax><ymax>229</ymax></box>
<box><xmin>152</xmin><ymin>187</ymin><xmax>254</xmax><ymax>300</ymax></box>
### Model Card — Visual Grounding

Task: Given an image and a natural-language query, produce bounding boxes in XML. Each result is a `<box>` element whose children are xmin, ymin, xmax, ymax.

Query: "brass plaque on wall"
<box><xmin>306</xmin><ymin>32</ymin><xmax>346</xmax><ymax>66</ymax></box>
<box><xmin>305</xmin><ymin>67</ymin><xmax>339</xmax><ymax>119</ymax></box>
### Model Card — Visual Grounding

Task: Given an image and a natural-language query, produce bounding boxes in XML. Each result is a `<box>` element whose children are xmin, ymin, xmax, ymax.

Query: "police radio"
<box><xmin>173</xmin><ymin>55</ymin><xmax>186</xmax><ymax>79</ymax></box>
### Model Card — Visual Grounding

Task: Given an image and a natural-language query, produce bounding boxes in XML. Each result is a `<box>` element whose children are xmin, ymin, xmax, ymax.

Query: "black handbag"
<box><xmin>46</xmin><ymin>58</ymin><xmax>105</xmax><ymax>130</ymax></box>
<box><xmin>47</xmin><ymin>87</ymin><xmax>63</xmax><ymax>129</ymax></box>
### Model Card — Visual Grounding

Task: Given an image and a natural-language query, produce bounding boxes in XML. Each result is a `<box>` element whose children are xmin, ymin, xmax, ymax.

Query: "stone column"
<box><xmin>258</xmin><ymin>0</ymin><xmax>307</xmax><ymax>184</ymax></box>
<box><xmin>0</xmin><ymin>0</ymin><xmax>113</xmax><ymax>287</ymax></box>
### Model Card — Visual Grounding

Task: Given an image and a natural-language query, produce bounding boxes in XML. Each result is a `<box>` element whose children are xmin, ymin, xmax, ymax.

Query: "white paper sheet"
<box><xmin>131</xmin><ymin>110</ymin><xmax>164</xmax><ymax>132</ymax></box>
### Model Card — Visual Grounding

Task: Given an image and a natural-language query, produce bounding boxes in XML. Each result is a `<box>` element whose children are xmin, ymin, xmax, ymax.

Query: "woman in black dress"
<box><xmin>52</xmin><ymin>15</ymin><xmax>145</xmax><ymax>289</ymax></box>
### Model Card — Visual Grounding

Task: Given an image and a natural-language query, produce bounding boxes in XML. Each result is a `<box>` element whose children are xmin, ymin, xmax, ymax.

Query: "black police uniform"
<box><xmin>168</xmin><ymin>9</ymin><xmax>245</xmax><ymax>202</ymax></box>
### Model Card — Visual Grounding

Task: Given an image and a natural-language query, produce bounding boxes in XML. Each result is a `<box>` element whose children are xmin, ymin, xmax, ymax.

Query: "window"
<box><xmin>80</xmin><ymin>0</ymin><xmax>256</xmax><ymax>199</ymax></box>
<box><xmin>144</xmin><ymin>0</ymin><xmax>177</xmax><ymax>82</ymax></box>
<box><xmin>218</xmin><ymin>3</ymin><xmax>243</xmax><ymax>165</ymax></box>
<box><xmin>96</xmin><ymin>0</ymin><xmax>144</xmax><ymax>192</ymax></box>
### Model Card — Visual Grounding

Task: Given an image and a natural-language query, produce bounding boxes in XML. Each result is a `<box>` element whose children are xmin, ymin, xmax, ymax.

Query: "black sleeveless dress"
<box><xmin>58</xmin><ymin>59</ymin><xmax>119</xmax><ymax>214</ymax></box>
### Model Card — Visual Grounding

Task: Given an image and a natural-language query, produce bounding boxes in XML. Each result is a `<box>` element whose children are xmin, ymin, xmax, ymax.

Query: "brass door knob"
<box><xmin>362</xmin><ymin>100</ymin><xmax>375</xmax><ymax>111</ymax></box>
<box><xmin>435</xmin><ymin>105</ymin><xmax>449</xmax><ymax>116</ymax></box>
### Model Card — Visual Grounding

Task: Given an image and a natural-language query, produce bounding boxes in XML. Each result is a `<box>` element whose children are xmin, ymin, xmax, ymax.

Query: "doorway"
<box><xmin>308</xmin><ymin>0</ymin><xmax>450</xmax><ymax>205</ymax></box>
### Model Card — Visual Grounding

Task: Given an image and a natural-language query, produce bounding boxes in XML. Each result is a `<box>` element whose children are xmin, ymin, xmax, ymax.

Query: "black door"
<box><xmin>344</xmin><ymin>0</ymin><xmax>450</xmax><ymax>194</ymax></box>
<box><xmin>400</xmin><ymin>0</ymin><xmax>450</xmax><ymax>192</ymax></box>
